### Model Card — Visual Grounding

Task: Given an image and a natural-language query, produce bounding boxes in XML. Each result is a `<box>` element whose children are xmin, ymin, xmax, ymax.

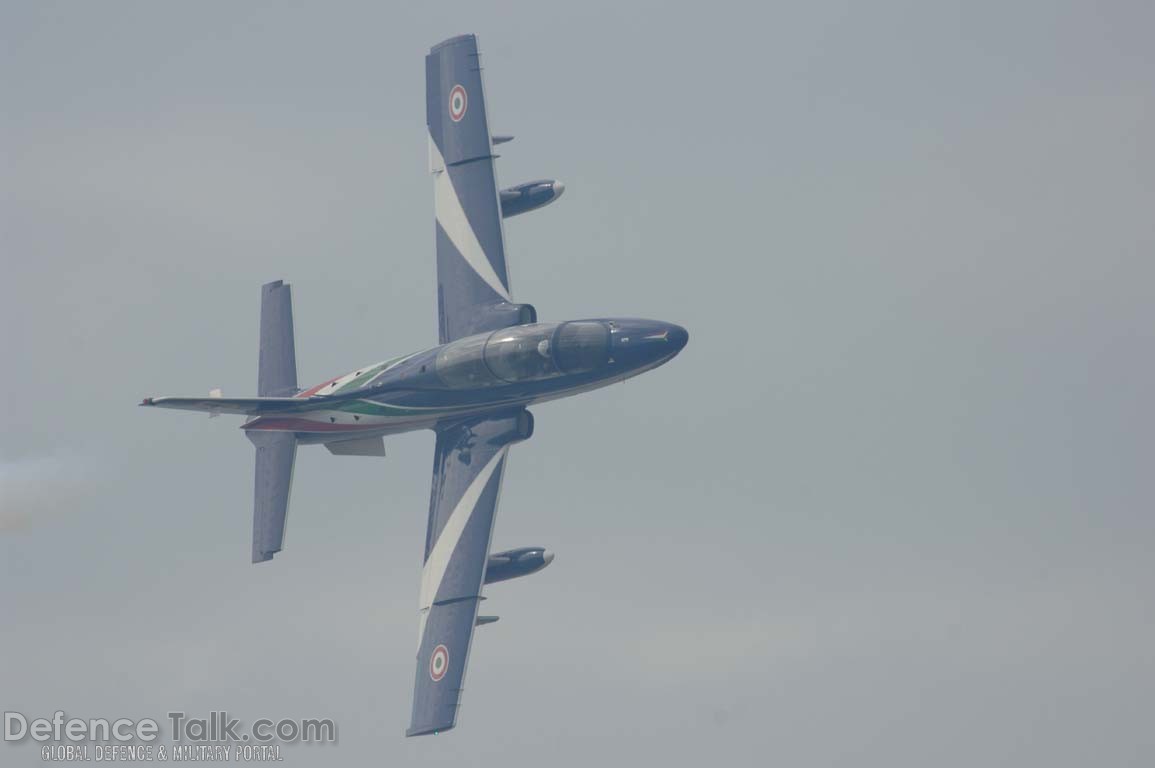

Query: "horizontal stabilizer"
<box><xmin>475</xmin><ymin>615</ymin><xmax>499</xmax><ymax>627</ymax></box>
<box><xmin>325</xmin><ymin>436</ymin><xmax>386</xmax><ymax>457</ymax></box>
<box><xmin>249</xmin><ymin>431</ymin><xmax>296</xmax><ymax>563</ymax></box>
<box><xmin>259</xmin><ymin>280</ymin><xmax>298</xmax><ymax>397</ymax></box>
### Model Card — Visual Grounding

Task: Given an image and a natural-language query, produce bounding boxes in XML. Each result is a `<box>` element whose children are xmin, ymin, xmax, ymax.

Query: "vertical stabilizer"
<box><xmin>258</xmin><ymin>280</ymin><xmax>298</xmax><ymax>397</ymax></box>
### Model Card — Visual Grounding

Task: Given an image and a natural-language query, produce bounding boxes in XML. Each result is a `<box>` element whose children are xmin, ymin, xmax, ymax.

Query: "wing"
<box><xmin>406</xmin><ymin>409</ymin><xmax>534</xmax><ymax>737</ymax></box>
<box><xmin>428</xmin><ymin>35</ymin><xmax>530</xmax><ymax>343</ymax></box>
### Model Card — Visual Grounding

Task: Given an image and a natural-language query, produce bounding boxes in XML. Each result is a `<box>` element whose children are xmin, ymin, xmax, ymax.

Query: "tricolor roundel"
<box><xmin>429</xmin><ymin>644</ymin><xmax>449</xmax><ymax>682</ymax></box>
<box><xmin>448</xmin><ymin>85</ymin><xmax>467</xmax><ymax>122</ymax></box>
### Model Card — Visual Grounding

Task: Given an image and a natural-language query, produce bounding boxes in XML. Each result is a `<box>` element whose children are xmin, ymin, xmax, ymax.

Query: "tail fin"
<box><xmin>251</xmin><ymin>280</ymin><xmax>299</xmax><ymax>562</ymax></box>
<box><xmin>258</xmin><ymin>280</ymin><xmax>298</xmax><ymax>397</ymax></box>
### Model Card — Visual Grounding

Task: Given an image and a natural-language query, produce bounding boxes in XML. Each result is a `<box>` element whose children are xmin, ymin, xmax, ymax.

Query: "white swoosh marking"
<box><xmin>416</xmin><ymin>447</ymin><xmax>508</xmax><ymax>646</ymax></box>
<box><xmin>429</xmin><ymin>134</ymin><xmax>511</xmax><ymax>301</ymax></box>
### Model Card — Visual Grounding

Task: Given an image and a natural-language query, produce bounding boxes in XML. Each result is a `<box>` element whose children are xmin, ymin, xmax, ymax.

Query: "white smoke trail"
<box><xmin>0</xmin><ymin>456</ymin><xmax>94</xmax><ymax>531</ymax></box>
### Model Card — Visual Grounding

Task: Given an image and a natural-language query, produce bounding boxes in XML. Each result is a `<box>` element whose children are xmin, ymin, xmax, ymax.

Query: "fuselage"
<box><xmin>244</xmin><ymin>318</ymin><xmax>687</xmax><ymax>443</ymax></box>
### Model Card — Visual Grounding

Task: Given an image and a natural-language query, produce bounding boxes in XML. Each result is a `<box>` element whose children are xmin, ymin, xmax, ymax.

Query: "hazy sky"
<box><xmin>2</xmin><ymin>1</ymin><xmax>1153</xmax><ymax>765</ymax></box>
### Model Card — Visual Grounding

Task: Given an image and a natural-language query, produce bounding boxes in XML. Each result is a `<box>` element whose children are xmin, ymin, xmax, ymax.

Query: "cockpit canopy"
<box><xmin>435</xmin><ymin>322</ymin><xmax>610</xmax><ymax>388</ymax></box>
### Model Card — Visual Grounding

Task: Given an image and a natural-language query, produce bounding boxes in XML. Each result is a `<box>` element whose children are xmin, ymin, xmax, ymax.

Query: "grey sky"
<box><xmin>2</xmin><ymin>1</ymin><xmax>1153</xmax><ymax>765</ymax></box>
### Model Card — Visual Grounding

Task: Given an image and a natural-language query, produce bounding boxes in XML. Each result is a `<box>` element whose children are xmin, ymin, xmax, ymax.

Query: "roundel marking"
<box><xmin>448</xmin><ymin>85</ymin><xmax>467</xmax><ymax>122</ymax></box>
<box><xmin>429</xmin><ymin>644</ymin><xmax>449</xmax><ymax>682</ymax></box>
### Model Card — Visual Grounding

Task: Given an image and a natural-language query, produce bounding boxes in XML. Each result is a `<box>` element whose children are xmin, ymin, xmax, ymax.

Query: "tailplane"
<box><xmin>250</xmin><ymin>280</ymin><xmax>300</xmax><ymax>562</ymax></box>
<box><xmin>248</xmin><ymin>430</ymin><xmax>296</xmax><ymax>562</ymax></box>
<box><xmin>258</xmin><ymin>280</ymin><xmax>298</xmax><ymax>396</ymax></box>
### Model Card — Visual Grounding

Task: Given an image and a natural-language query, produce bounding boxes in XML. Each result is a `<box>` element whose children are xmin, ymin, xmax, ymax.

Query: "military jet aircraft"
<box><xmin>142</xmin><ymin>34</ymin><xmax>687</xmax><ymax>736</ymax></box>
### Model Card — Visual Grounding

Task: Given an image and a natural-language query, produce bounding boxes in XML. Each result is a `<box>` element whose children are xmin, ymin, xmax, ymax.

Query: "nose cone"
<box><xmin>609</xmin><ymin>319</ymin><xmax>689</xmax><ymax>371</ymax></box>
<box><xmin>542</xmin><ymin>550</ymin><xmax>555</xmax><ymax>566</ymax></box>
<box><xmin>552</xmin><ymin>180</ymin><xmax>565</xmax><ymax>200</ymax></box>
<box><xmin>666</xmin><ymin>323</ymin><xmax>689</xmax><ymax>352</ymax></box>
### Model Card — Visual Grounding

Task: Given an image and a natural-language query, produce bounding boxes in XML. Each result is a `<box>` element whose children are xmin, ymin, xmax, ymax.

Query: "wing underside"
<box><xmin>407</xmin><ymin>409</ymin><xmax>532</xmax><ymax>736</ymax></box>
